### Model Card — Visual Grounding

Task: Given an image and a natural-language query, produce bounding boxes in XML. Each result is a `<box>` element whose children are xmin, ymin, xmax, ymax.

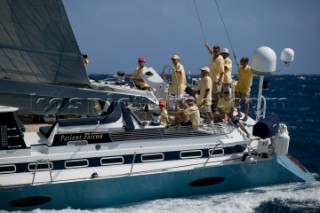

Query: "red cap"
<box><xmin>159</xmin><ymin>100</ymin><xmax>166</xmax><ymax>106</ymax></box>
<box><xmin>138</xmin><ymin>57</ymin><xmax>145</xmax><ymax>62</ymax></box>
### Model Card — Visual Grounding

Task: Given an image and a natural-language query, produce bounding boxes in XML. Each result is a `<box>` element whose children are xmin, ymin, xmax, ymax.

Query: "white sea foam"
<box><xmin>4</xmin><ymin>182</ymin><xmax>320</xmax><ymax>213</ymax></box>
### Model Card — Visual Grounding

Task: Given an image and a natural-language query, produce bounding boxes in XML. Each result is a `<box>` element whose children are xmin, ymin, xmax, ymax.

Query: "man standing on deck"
<box><xmin>235</xmin><ymin>57</ymin><xmax>255</xmax><ymax>121</ymax></box>
<box><xmin>82</xmin><ymin>54</ymin><xmax>89</xmax><ymax>67</ymax></box>
<box><xmin>221</xmin><ymin>48</ymin><xmax>233</xmax><ymax>93</ymax></box>
<box><xmin>205</xmin><ymin>43</ymin><xmax>224</xmax><ymax>110</ymax></box>
<box><xmin>170</xmin><ymin>54</ymin><xmax>187</xmax><ymax>99</ymax></box>
<box><xmin>195</xmin><ymin>67</ymin><xmax>213</xmax><ymax>122</ymax></box>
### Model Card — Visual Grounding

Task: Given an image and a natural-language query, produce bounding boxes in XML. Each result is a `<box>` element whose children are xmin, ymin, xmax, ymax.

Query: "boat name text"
<box><xmin>59</xmin><ymin>133</ymin><xmax>103</xmax><ymax>141</ymax></box>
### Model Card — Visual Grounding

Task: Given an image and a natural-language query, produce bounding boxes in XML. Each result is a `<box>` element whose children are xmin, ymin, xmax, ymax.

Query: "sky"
<box><xmin>63</xmin><ymin>0</ymin><xmax>320</xmax><ymax>75</ymax></box>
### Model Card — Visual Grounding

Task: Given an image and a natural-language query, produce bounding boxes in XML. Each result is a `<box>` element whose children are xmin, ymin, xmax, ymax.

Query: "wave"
<box><xmin>5</xmin><ymin>182</ymin><xmax>320</xmax><ymax>213</ymax></box>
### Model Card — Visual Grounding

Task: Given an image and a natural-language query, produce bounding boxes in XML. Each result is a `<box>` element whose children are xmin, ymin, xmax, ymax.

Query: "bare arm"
<box><xmin>130</xmin><ymin>76</ymin><xmax>145</xmax><ymax>83</ymax></box>
<box><xmin>205</xmin><ymin>42</ymin><xmax>213</xmax><ymax>55</ymax></box>
<box><xmin>130</xmin><ymin>76</ymin><xmax>142</xmax><ymax>80</ymax></box>
<box><xmin>218</xmin><ymin>72</ymin><xmax>224</xmax><ymax>85</ymax></box>
<box><xmin>217</xmin><ymin>107</ymin><xmax>224</xmax><ymax>115</ymax></box>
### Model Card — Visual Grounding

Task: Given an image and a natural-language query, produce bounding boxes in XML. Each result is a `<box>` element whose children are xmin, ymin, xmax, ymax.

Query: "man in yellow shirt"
<box><xmin>185</xmin><ymin>97</ymin><xmax>200</xmax><ymax>129</ymax></box>
<box><xmin>235</xmin><ymin>57</ymin><xmax>255</xmax><ymax>121</ymax></box>
<box><xmin>130</xmin><ymin>57</ymin><xmax>150</xmax><ymax>90</ymax></box>
<box><xmin>130</xmin><ymin>57</ymin><xmax>152</xmax><ymax>111</ymax></box>
<box><xmin>216</xmin><ymin>90</ymin><xmax>251</xmax><ymax>137</ymax></box>
<box><xmin>205</xmin><ymin>43</ymin><xmax>224</xmax><ymax>110</ymax></box>
<box><xmin>216</xmin><ymin>90</ymin><xmax>234</xmax><ymax>122</ymax></box>
<box><xmin>82</xmin><ymin>54</ymin><xmax>89</xmax><ymax>67</ymax></box>
<box><xmin>221</xmin><ymin>48</ymin><xmax>233</xmax><ymax>92</ymax></box>
<box><xmin>170</xmin><ymin>55</ymin><xmax>187</xmax><ymax>98</ymax></box>
<box><xmin>195</xmin><ymin>67</ymin><xmax>213</xmax><ymax>122</ymax></box>
<box><xmin>171</xmin><ymin>96</ymin><xmax>200</xmax><ymax>130</ymax></box>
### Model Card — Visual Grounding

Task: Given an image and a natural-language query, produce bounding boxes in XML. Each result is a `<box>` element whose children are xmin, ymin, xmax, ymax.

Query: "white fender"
<box><xmin>274</xmin><ymin>123</ymin><xmax>290</xmax><ymax>155</ymax></box>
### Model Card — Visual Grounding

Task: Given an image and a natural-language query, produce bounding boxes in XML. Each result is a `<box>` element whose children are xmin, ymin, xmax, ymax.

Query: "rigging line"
<box><xmin>193</xmin><ymin>0</ymin><xmax>210</xmax><ymax>57</ymax></box>
<box><xmin>193</xmin><ymin>0</ymin><xmax>207</xmax><ymax>43</ymax></box>
<box><xmin>213</xmin><ymin>0</ymin><xmax>239</xmax><ymax>68</ymax></box>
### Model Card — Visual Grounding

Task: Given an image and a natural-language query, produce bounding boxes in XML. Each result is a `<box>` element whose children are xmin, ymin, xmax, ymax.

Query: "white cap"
<box><xmin>221</xmin><ymin>48</ymin><xmax>229</xmax><ymax>55</ymax></box>
<box><xmin>200</xmin><ymin>66</ymin><xmax>210</xmax><ymax>73</ymax></box>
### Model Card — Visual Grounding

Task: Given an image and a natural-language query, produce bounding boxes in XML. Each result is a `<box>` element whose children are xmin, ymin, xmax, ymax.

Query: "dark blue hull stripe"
<box><xmin>2</xmin><ymin>145</ymin><xmax>246</xmax><ymax>174</ymax></box>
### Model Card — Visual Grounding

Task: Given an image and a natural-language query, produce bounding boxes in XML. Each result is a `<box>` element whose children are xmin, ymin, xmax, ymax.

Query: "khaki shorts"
<box><xmin>235</xmin><ymin>91</ymin><xmax>250</xmax><ymax>101</ymax></box>
<box><xmin>199</xmin><ymin>105</ymin><xmax>211</xmax><ymax>113</ymax></box>
<box><xmin>212</xmin><ymin>81</ymin><xmax>222</xmax><ymax>94</ymax></box>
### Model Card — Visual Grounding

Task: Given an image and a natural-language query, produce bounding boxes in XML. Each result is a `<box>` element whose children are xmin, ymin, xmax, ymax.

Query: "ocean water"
<box><xmin>250</xmin><ymin>75</ymin><xmax>320</xmax><ymax>175</ymax></box>
<box><xmin>3</xmin><ymin>75</ymin><xmax>320</xmax><ymax>213</ymax></box>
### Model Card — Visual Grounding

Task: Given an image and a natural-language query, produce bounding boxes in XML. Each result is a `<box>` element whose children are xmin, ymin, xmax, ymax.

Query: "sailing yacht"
<box><xmin>0</xmin><ymin>0</ymin><xmax>315</xmax><ymax>211</ymax></box>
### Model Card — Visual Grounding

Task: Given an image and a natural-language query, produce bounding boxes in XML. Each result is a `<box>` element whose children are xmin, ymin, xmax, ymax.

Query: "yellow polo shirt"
<box><xmin>170</xmin><ymin>63</ymin><xmax>187</xmax><ymax>95</ymax></box>
<box><xmin>160</xmin><ymin>108</ymin><xmax>168</xmax><ymax>125</ymax></box>
<box><xmin>209</xmin><ymin>55</ymin><xmax>224</xmax><ymax>82</ymax></box>
<box><xmin>132</xmin><ymin>67</ymin><xmax>149</xmax><ymax>88</ymax></box>
<box><xmin>217</xmin><ymin>97</ymin><xmax>234</xmax><ymax>115</ymax></box>
<box><xmin>186</xmin><ymin>105</ymin><xmax>200</xmax><ymax>128</ymax></box>
<box><xmin>235</xmin><ymin>65</ymin><xmax>255</xmax><ymax>93</ymax></box>
<box><xmin>223</xmin><ymin>57</ymin><xmax>232</xmax><ymax>84</ymax></box>
<box><xmin>196</xmin><ymin>75</ymin><xmax>212</xmax><ymax>106</ymax></box>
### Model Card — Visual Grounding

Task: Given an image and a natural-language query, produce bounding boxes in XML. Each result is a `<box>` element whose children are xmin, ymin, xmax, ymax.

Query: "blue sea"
<box><xmin>3</xmin><ymin>75</ymin><xmax>320</xmax><ymax>213</ymax></box>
